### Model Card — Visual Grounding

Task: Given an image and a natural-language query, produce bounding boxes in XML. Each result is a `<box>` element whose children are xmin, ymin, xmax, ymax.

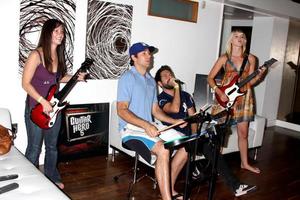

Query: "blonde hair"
<box><xmin>225</xmin><ymin>29</ymin><xmax>247</xmax><ymax>58</ymax></box>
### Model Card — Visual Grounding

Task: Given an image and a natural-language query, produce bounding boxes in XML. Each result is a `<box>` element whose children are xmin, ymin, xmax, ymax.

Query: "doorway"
<box><xmin>277</xmin><ymin>20</ymin><xmax>300</xmax><ymax>125</ymax></box>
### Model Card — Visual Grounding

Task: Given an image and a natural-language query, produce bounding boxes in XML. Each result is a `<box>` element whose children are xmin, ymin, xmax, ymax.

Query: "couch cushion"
<box><xmin>0</xmin><ymin>147</ymin><xmax>69</xmax><ymax>200</ymax></box>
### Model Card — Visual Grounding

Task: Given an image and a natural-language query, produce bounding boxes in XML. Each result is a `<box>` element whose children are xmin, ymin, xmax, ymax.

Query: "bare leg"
<box><xmin>237</xmin><ymin>122</ymin><xmax>260</xmax><ymax>174</ymax></box>
<box><xmin>152</xmin><ymin>141</ymin><xmax>172</xmax><ymax>200</ymax></box>
<box><xmin>171</xmin><ymin>147</ymin><xmax>187</xmax><ymax>197</ymax></box>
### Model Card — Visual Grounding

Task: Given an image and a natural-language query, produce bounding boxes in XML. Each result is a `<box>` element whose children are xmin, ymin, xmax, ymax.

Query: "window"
<box><xmin>148</xmin><ymin>0</ymin><xmax>198</xmax><ymax>23</ymax></box>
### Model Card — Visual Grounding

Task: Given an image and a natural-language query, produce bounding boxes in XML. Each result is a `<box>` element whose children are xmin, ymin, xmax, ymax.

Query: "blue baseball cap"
<box><xmin>129</xmin><ymin>42</ymin><xmax>156</xmax><ymax>56</ymax></box>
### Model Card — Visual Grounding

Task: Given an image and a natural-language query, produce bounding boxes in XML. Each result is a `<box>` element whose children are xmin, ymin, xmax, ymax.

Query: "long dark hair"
<box><xmin>38</xmin><ymin>19</ymin><xmax>67</xmax><ymax>77</ymax></box>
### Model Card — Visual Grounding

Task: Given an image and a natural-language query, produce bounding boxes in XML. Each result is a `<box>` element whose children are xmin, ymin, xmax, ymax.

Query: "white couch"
<box><xmin>0</xmin><ymin>108</ymin><xmax>70</xmax><ymax>200</ymax></box>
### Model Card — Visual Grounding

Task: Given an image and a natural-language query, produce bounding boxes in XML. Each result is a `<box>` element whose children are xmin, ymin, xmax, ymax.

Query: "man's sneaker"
<box><xmin>234</xmin><ymin>184</ymin><xmax>257</xmax><ymax>197</ymax></box>
<box><xmin>192</xmin><ymin>165</ymin><xmax>209</xmax><ymax>181</ymax></box>
<box><xmin>192</xmin><ymin>165</ymin><xmax>201</xmax><ymax>179</ymax></box>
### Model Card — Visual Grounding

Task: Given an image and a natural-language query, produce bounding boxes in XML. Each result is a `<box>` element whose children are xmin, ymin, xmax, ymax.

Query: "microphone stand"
<box><xmin>164</xmin><ymin>110</ymin><xmax>210</xmax><ymax>200</ymax></box>
<box><xmin>182</xmin><ymin>110</ymin><xmax>213</xmax><ymax>200</ymax></box>
<box><xmin>206</xmin><ymin>108</ymin><xmax>231</xmax><ymax>200</ymax></box>
<box><xmin>183</xmin><ymin>144</ymin><xmax>193</xmax><ymax>200</ymax></box>
<box><xmin>164</xmin><ymin>107</ymin><xmax>231</xmax><ymax>200</ymax></box>
<box><xmin>183</xmin><ymin>107</ymin><xmax>231</xmax><ymax>200</ymax></box>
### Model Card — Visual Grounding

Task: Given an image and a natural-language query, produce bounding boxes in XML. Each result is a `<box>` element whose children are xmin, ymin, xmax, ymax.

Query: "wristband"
<box><xmin>212</xmin><ymin>85</ymin><xmax>218</xmax><ymax>91</ymax></box>
<box><xmin>174</xmin><ymin>85</ymin><xmax>179</xmax><ymax>90</ymax></box>
<box><xmin>37</xmin><ymin>96</ymin><xmax>43</xmax><ymax>103</ymax></box>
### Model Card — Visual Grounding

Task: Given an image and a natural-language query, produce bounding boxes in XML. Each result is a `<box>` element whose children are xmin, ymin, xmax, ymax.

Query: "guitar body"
<box><xmin>214</xmin><ymin>58</ymin><xmax>277</xmax><ymax>109</ymax></box>
<box><xmin>30</xmin><ymin>85</ymin><xmax>67</xmax><ymax>129</ymax></box>
<box><xmin>215</xmin><ymin>75</ymin><xmax>245</xmax><ymax>108</ymax></box>
<box><xmin>30</xmin><ymin>58</ymin><xmax>93</xmax><ymax>129</ymax></box>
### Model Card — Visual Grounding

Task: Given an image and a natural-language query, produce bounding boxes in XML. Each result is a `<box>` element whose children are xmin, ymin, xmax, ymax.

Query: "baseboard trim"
<box><xmin>267</xmin><ymin>119</ymin><xmax>276</xmax><ymax>127</ymax></box>
<box><xmin>275</xmin><ymin>120</ymin><xmax>300</xmax><ymax>132</ymax></box>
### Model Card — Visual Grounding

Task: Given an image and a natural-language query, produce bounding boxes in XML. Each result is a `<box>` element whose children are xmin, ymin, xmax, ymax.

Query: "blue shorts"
<box><xmin>121</xmin><ymin>123</ymin><xmax>185</xmax><ymax>164</ymax></box>
<box><xmin>121</xmin><ymin>128</ymin><xmax>160</xmax><ymax>164</ymax></box>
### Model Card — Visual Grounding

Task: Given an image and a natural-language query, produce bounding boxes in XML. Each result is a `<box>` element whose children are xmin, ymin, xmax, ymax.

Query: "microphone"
<box><xmin>174</xmin><ymin>79</ymin><xmax>185</xmax><ymax>84</ymax></box>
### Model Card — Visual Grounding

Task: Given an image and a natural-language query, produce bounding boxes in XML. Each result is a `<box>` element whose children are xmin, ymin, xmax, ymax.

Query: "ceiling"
<box><xmin>223</xmin><ymin>6</ymin><xmax>254</xmax><ymax>20</ymax></box>
<box><xmin>291</xmin><ymin>0</ymin><xmax>300</xmax><ymax>3</ymax></box>
<box><xmin>223</xmin><ymin>6</ymin><xmax>267</xmax><ymax>20</ymax></box>
<box><xmin>219</xmin><ymin>0</ymin><xmax>300</xmax><ymax>21</ymax></box>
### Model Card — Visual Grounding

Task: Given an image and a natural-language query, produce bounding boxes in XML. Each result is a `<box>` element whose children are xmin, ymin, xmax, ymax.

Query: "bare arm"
<box><xmin>152</xmin><ymin>103</ymin><xmax>182</xmax><ymax>124</ymax></box>
<box><xmin>207</xmin><ymin>55</ymin><xmax>228</xmax><ymax>102</ymax></box>
<box><xmin>60</xmin><ymin>74</ymin><xmax>72</xmax><ymax>83</ymax></box>
<box><xmin>161</xmin><ymin>80</ymin><xmax>180</xmax><ymax>113</ymax></box>
<box><xmin>160</xmin><ymin>87</ymin><xmax>197</xmax><ymax>133</ymax></box>
<box><xmin>117</xmin><ymin>101</ymin><xmax>158</xmax><ymax>137</ymax></box>
<box><xmin>22</xmin><ymin>51</ymin><xmax>52</xmax><ymax>113</ymax></box>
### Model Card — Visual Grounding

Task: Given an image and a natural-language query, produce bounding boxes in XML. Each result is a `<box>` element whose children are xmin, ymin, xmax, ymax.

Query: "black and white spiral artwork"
<box><xmin>86</xmin><ymin>0</ymin><xmax>133</xmax><ymax>79</ymax></box>
<box><xmin>19</xmin><ymin>0</ymin><xmax>76</xmax><ymax>75</ymax></box>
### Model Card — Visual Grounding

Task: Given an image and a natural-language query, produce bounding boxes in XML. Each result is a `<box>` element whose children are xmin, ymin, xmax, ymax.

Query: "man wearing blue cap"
<box><xmin>117</xmin><ymin>42</ymin><xmax>188</xmax><ymax>200</ymax></box>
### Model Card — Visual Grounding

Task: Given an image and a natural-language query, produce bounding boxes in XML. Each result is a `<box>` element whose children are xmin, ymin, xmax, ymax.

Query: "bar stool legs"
<box><xmin>113</xmin><ymin>152</ymin><xmax>157</xmax><ymax>199</ymax></box>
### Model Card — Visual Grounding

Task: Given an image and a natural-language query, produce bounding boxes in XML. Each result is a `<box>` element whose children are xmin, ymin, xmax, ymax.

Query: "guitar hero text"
<box><xmin>70</xmin><ymin>115</ymin><xmax>92</xmax><ymax>136</ymax></box>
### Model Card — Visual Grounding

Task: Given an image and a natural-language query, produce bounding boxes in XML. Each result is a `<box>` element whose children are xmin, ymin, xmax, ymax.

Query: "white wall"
<box><xmin>250</xmin><ymin>17</ymin><xmax>275</xmax><ymax>117</ymax></box>
<box><xmin>264</xmin><ymin>17</ymin><xmax>289</xmax><ymax>126</ymax></box>
<box><xmin>130</xmin><ymin>0</ymin><xmax>223</xmax><ymax>92</ymax></box>
<box><xmin>0</xmin><ymin>0</ymin><xmax>223</xmax><ymax>160</ymax></box>
<box><xmin>250</xmin><ymin>16</ymin><xmax>289</xmax><ymax>126</ymax></box>
<box><xmin>0</xmin><ymin>1</ymin><xmax>25</xmax><ymax>150</ymax></box>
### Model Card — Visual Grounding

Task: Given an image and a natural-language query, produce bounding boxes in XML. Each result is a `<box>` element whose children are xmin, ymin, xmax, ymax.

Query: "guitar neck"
<box><xmin>55</xmin><ymin>71</ymin><xmax>80</xmax><ymax>103</ymax></box>
<box><xmin>237</xmin><ymin>69</ymin><xmax>260</xmax><ymax>88</ymax></box>
<box><xmin>236</xmin><ymin>58</ymin><xmax>277</xmax><ymax>88</ymax></box>
<box><xmin>53</xmin><ymin>58</ymin><xmax>93</xmax><ymax>103</ymax></box>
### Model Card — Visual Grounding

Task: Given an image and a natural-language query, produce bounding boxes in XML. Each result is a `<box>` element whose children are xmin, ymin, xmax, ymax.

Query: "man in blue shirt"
<box><xmin>117</xmin><ymin>42</ymin><xmax>188</xmax><ymax>200</ymax></box>
<box><xmin>155</xmin><ymin>65</ymin><xmax>257</xmax><ymax>197</ymax></box>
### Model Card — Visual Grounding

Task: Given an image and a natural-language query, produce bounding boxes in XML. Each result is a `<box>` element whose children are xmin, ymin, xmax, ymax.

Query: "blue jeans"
<box><xmin>24</xmin><ymin>104</ymin><xmax>62</xmax><ymax>183</ymax></box>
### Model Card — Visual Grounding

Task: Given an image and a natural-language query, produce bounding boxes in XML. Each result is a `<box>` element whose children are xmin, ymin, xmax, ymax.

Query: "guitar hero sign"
<box><xmin>65</xmin><ymin>111</ymin><xmax>108</xmax><ymax>142</ymax></box>
<box><xmin>70</xmin><ymin>115</ymin><xmax>92</xmax><ymax>136</ymax></box>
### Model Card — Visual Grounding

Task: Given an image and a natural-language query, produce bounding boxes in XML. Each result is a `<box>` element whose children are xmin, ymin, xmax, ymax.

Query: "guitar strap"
<box><xmin>221</xmin><ymin>55</ymin><xmax>248</xmax><ymax>86</ymax></box>
<box><xmin>239</xmin><ymin>55</ymin><xmax>248</xmax><ymax>77</ymax></box>
<box><xmin>36</xmin><ymin>49</ymin><xmax>61</xmax><ymax>84</ymax></box>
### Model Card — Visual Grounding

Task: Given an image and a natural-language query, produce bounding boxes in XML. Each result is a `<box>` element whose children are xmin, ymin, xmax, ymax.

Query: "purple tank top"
<box><xmin>28</xmin><ymin>63</ymin><xmax>60</xmax><ymax>108</ymax></box>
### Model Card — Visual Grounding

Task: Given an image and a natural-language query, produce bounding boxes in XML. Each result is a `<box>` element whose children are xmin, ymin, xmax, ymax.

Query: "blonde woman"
<box><xmin>208</xmin><ymin>29</ymin><xmax>266</xmax><ymax>174</ymax></box>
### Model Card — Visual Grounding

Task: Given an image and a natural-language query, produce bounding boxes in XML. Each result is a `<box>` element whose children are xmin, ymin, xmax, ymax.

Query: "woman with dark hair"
<box><xmin>207</xmin><ymin>29</ymin><xmax>266</xmax><ymax>174</ymax></box>
<box><xmin>22</xmin><ymin>19</ymin><xmax>86</xmax><ymax>189</ymax></box>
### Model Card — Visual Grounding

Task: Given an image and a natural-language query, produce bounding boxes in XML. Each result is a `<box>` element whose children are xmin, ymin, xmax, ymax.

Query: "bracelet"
<box><xmin>37</xmin><ymin>96</ymin><xmax>43</xmax><ymax>103</ymax></box>
<box><xmin>173</xmin><ymin>85</ymin><xmax>179</xmax><ymax>90</ymax></box>
<box><xmin>212</xmin><ymin>85</ymin><xmax>218</xmax><ymax>91</ymax></box>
